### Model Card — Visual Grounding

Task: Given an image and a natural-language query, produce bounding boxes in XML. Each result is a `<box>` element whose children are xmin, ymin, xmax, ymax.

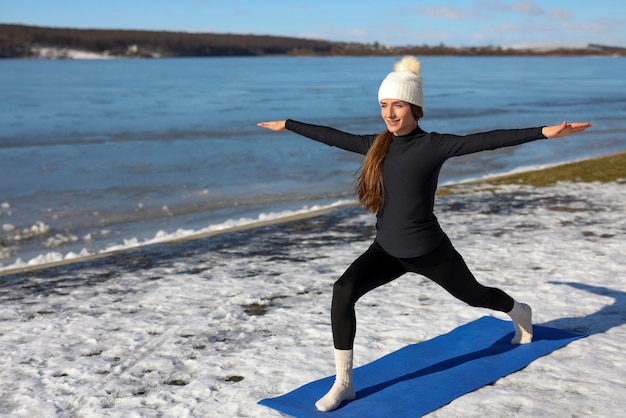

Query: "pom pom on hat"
<box><xmin>378</xmin><ymin>56</ymin><xmax>424</xmax><ymax>107</ymax></box>
<box><xmin>394</xmin><ymin>55</ymin><xmax>421</xmax><ymax>74</ymax></box>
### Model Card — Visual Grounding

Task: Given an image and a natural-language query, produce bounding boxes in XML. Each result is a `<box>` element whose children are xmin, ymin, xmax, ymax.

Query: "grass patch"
<box><xmin>439</xmin><ymin>151</ymin><xmax>626</xmax><ymax>195</ymax></box>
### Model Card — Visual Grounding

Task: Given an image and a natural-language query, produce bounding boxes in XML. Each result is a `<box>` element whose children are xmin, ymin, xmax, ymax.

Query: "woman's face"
<box><xmin>380</xmin><ymin>99</ymin><xmax>417</xmax><ymax>136</ymax></box>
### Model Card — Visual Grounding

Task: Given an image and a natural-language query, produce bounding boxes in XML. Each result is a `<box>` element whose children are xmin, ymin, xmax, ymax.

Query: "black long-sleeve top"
<box><xmin>285</xmin><ymin>119</ymin><xmax>546</xmax><ymax>258</ymax></box>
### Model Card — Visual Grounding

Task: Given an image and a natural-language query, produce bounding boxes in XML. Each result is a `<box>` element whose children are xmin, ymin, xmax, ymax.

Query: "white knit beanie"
<box><xmin>377</xmin><ymin>56</ymin><xmax>424</xmax><ymax>108</ymax></box>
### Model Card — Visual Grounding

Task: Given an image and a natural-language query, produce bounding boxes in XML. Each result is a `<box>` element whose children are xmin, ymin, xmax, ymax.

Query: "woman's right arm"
<box><xmin>257</xmin><ymin>119</ymin><xmax>375</xmax><ymax>155</ymax></box>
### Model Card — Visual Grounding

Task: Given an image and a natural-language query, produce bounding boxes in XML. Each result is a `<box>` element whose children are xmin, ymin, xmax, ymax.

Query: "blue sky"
<box><xmin>1</xmin><ymin>0</ymin><xmax>625</xmax><ymax>47</ymax></box>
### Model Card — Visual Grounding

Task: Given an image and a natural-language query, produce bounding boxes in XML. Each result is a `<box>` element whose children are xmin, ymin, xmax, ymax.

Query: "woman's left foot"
<box><xmin>508</xmin><ymin>301</ymin><xmax>533</xmax><ymax>344</ymax></box>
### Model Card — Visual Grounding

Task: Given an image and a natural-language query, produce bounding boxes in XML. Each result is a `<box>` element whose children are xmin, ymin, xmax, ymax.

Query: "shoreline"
<box><xmin>1</xmin><ymin>151</ymin><xmax>624</xmax><ymax>278</ymax></box>
<box><xmin>0</xmin><ymin>205</ymin><xmax>353</xmax><ymax>278</ymax></box>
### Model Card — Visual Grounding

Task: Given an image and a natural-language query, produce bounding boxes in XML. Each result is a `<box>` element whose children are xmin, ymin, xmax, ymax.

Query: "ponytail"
<box><xmin>355</xmin><ymin>130</ymin><xmax>392</xmax><ymax>213</ymax></box>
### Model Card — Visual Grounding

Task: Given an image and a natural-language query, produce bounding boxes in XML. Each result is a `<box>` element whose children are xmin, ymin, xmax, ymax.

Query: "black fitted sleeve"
<box><xmin>433</xmin><ymin>127</ymin><xmax>547</xmax><ymax>158</ymax></box>
<box><xmin>285</xmin><ymin>119</ymin><xmax>376</xmax><ymax>155</ymax></box>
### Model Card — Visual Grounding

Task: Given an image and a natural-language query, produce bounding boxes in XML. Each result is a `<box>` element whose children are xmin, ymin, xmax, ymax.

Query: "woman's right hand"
<box><xmin>257</xmin><ymin>120</ymin><xmax>287</xmax><ymax>131</ymax></box>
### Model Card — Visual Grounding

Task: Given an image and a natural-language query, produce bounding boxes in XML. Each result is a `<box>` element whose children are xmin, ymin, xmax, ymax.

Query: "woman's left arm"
<box><xmin>542</xmin><ymin>121</ymin><xmax>592</xmax><ymax>139</ymax></box>
<box><xmin>439</xmin><ymin>120</ymin><xmax>593</xmax><ymax>158</ymax></box>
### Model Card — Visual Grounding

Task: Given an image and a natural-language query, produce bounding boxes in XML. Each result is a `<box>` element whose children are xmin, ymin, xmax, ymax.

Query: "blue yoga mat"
<box><xmin>258</xmin><ymin>316</ymin><xmax>581</xmax><ymax>417</ymax></box>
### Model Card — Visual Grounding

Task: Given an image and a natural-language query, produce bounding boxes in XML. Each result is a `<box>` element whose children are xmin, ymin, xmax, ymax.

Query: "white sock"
<box><xmin>508</xmin><ymin>300</ymin><xmax>533</xmax><ymax>344</ymax></box>
<box><xmin>315</xmin><ymin>349</ymin><xmax>356</xmax><ymax>412</ymax></box>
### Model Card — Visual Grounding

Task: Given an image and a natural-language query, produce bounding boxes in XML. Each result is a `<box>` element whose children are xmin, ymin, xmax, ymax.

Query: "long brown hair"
<box><xmin>355</xmin><ymin>104</ymin><xmax>423</xmax><ymax>213</ymax></box>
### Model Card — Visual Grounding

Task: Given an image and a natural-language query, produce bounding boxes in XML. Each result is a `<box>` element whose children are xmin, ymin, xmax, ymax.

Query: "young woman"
<box><xmin>257</xmin><ymin>56</ymin><xmax>591</xmax><ymax>412</ymax></box>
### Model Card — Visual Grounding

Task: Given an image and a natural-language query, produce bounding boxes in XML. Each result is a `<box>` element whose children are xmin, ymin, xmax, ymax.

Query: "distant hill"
<box><xmin>1</xmin><ymin>24</ymin><xmax>624</xmax><ymax>59</ymax></box>
<box><xmin>0</xmin><ymin>24</ymin><xmax>342</xmax><ymax>58</ymax></box>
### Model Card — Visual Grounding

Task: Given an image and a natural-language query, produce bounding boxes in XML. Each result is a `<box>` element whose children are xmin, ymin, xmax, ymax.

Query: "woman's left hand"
<box><xmin>257</xmin><ymin>120</ymin><xmax>287</xmax><ymax>131</ymax></box>
<box><xmin>542</xmin><ymin>121</ymin><xmax>592</xmax><ymax>139</ymax></box>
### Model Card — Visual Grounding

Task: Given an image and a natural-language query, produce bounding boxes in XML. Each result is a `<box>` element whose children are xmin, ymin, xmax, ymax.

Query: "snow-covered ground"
<box><xmin>0</xmin><ymin>181</ymin><xmax>624</xmax><ymax>417</ymax></box>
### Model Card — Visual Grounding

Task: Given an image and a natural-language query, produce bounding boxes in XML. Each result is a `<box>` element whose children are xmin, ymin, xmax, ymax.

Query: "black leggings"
<box><xmin>331</xmin><ymin>237</ymin><xmax>515</xmax><ymax>349</ymax></box>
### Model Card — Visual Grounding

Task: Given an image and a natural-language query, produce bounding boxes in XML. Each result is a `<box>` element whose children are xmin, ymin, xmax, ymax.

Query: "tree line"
<box><xmin>1</xmin><ymin>24</ymin><xmax>623</xmax><ymax>59</ymax></box>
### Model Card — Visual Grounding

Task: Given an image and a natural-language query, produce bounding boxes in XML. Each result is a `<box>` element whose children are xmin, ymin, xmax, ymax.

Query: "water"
<box><xmin>1</xmin><ymin>56</ymin><xmax>625</xmax><ymax>269</ymax></box>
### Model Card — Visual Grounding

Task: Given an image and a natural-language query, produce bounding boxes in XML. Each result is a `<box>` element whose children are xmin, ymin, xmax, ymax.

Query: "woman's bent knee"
<box><xmin>333</xmin><ymin>279</ymin><xmax>356</xmax><ymax>305</ymax></box>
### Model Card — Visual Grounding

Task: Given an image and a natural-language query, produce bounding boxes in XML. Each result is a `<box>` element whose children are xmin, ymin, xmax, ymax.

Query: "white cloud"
<box><xmin>412</xmin><ymin>2</ymin><xmax>570</xmax><ymax>22</ymax></box>
<box><xmin>562</xmin><ymin>20</ymin><xmax>613</xmax><ymax>33</ymax></box>
<box><xmin>345</xmin><ymin>28</ymin><xmax>368</xmax><ymax>38</ymax></box>
<box><xmin>415</xmin><ymin>6</ymin><xmax>485</xmax><ymax>20</ymax></box>
<box><xmin>475</xmin><ymin>18</ymin><xmax>616</xmax><ymax>46</ymax></box>
<box><xmin>509</xmin><ymin>1</ymin><xmax>544</xmax><ymax>15</ymax></box>
<box><xmin>545</xmin><ymin>9</ymin><xmax>572</xmax><ymax>20</ymax></box>
<box><xmin>478</xmin><ymin>0</ymin><xmax>571</xmax><ymax>20</ymax></box>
